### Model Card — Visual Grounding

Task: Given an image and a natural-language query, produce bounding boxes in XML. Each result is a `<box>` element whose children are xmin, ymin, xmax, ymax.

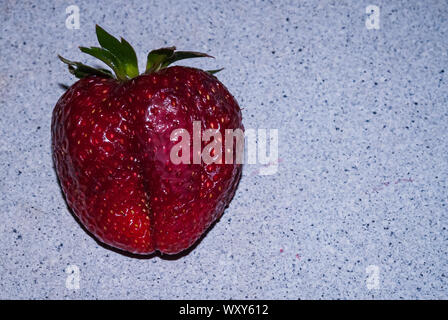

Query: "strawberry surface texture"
<box><xmin>52</xmin><ymin>26</ymin><xmax>243</xmax><ymax>255</ymax></box>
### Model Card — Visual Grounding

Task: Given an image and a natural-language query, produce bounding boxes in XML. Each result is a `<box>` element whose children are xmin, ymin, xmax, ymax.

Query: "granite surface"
<box><xmin>0</xmin><ymin>0</ymin><xmax>447</xmax><ymax>299</ymax></box>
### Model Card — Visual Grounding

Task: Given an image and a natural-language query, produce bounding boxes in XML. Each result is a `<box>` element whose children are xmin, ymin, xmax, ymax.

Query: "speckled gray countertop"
<box><xmin>0</xmin><ymin>0</ymin><xmax>447</xmax><ymax>299</ymax></box>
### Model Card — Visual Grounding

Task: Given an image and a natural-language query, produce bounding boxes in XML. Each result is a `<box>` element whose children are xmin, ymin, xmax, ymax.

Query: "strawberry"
<box><xmin>52</xmin><ymin>26</ymin><xmax>243</xmax><ymax>255</ymax></box>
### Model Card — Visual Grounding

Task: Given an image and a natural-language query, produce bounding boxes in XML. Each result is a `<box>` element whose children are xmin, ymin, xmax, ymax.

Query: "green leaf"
<box><xmin>60</xmin><ymin>26</ymin><xmax>220</xmax><ymax>81</ymax></box>
<box><xmin>58</xmin><ymin>55</ymin><xmax>114</xmax><ymax>79</ymax></box>
<box><xmin>119</xmin><ymin>37</ymin><xmax>139</xmax><ymax>77</ymax></box>
<box><xmin>97</xmin><ymin>67</ymin><xmax>114</xmax><ymax>75</ymax></box>
<box><xmin>161</xmin><ymin>51</ymin><xmax>213</xmax><ymax>68</ymax></box>
<box><xmin>95</xmin><ymin>25</ymin><xmax>124</xmax><ymax>56</ymax></box>
<box><xmin>95</xmin><ymin>25</ymin><xmax>139</xmax><ymax>78</ymax></box>
<box><xmin>79</xmin><ymin>46</ymin><xmax>126</xmax><ymax>80</ymax></box>
<box><xmin>145</xmin><ymin>47</ymin><xmax>176</xmax><ymax>73</ymax></box>
<box><xmin>145</xmin><ymin>48</ymin><xmax>214</xmax><ymax>74</ymax></box>
<box><xmin>206</xmin><ymin>68</ymin><xmax>224</xmax><ymax>75</ymax></box>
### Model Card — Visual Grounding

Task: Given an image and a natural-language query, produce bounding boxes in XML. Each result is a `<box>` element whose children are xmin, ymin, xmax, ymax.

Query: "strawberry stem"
<box><xmin>59</xmin><ymin>25</ymin><xmax>221</xmax><ymax>81</ymax></box>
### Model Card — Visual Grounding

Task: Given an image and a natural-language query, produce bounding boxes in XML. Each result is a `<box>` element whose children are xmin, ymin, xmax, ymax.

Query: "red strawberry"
<box><xmin>52</xmin><ymin>26</ymin><xmax>243</xmax><ymax>255</ymax></box>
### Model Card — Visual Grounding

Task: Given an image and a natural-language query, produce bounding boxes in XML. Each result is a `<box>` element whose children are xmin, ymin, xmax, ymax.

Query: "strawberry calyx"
<box><xmin>145</xmin><ymin>46</ymin><xmax>210</xmax><ymax>73</ymax></box>
<box><xmin>59</xmin><ymin>25</ymin><xmax>221</xmax><ymax>82</ymax></box>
